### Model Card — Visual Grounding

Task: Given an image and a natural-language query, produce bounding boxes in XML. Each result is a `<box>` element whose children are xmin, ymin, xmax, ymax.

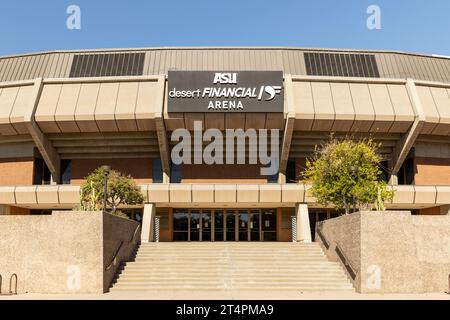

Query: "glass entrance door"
<box><xmin>249</xmin><ymin>209</ymin><xmax>261</xmax><ymax>241</ymax></box>
<box><xmin>238</xmin><ymin>210</ymin><xmax>250</xmax><ymax>241</ymax></box>
<box><xmin>172</xmin><ymin>208</ymin><xmax>277</xmax><ymax>242</ymax></box>
<box><xmin>214</xmin><ymin>210</ymin><xmax>224</xmax><ymax>241</ymax></box>
<box><xmin>262</xmin><ymin>209</ymin><xmax>277</xmax><ymax>241</ymax></box>
<box><xmin>189</xmin><ymin>210</ymin><xmax>201</xmax><ymax>241</ymax></box>
<box><xmin>201</xmin><ymin>210</ymin><xmax>212</xmax><ymax>241</ymax></box>
<box><xmin>225</xmin><ymin>210</ymin><xmax>236</xmax><ymax>241</ymax></box>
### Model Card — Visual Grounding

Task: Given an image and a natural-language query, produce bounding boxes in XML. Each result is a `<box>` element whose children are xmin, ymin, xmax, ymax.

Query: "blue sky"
<box><xmin>1</xmin><ymin>0</ymin><xmax>449</xmax><ymax>56</ymax></box>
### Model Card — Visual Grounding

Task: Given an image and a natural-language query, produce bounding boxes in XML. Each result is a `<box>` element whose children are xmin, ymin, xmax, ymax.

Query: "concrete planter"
<box><xmin>316</xmin><ymin>210</ymin><xmax>450</xmax><ymax>293</ymax></box>
<box><xmin>0</xmin><ymin>211</ymin><xmax>140</xmax><ymax>294</ymax></box>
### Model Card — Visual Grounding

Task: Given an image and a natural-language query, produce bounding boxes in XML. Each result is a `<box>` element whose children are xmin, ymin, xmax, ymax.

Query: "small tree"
<box><xmin>79</xmin><ymin>168</ymin><xmax>144</xmax><ymax>215</ymax></box>
<box><xmin>301</xmin><ymin>137</ymin><xmax>394</xmax><ymax>214</ymax></box>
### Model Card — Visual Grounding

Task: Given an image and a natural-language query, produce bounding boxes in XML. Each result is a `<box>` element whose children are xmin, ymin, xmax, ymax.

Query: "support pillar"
<box><xmin>278</xmin><ymin>172</ymin><xmax>286</xmax><ymax>184</ymax></box>
<box><xmin>24</xmin><ymin>78</ymin><xmax>61</xmax><ymax>183</ymax></box>
<box><xmin>389</xmin><ymin>174</ymin><xmax>398</xmax><ymax>186</ymax></box>
<box><xmin>141</xmin><ymin>203</ymin><xmax>156</xmax><ymax>242</ymax></box>
<box><xmin>296</xmin><ymin>203</ymin><xmax>312</xmax><ymax>243</ymax></box>
<box><xmin>163</xmin><ymin>171</ymin><xmax>170</xmax><ymax>183</ymax></box>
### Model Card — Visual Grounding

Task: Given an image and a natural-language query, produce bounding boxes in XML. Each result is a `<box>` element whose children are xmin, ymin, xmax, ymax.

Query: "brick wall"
<box><xmin>0</xmin><ymin>158</ymin><xmax>34</xmax><ymax>185</ymax></box>
<box><xmin>71</xmin><ymin>158</ymin><xmax>153</xmax><ymax>184</ymax></box>
<box><xmin>414</xmin><ymin>157</ymin><xmax>450</xmax><ymax>185</ymax></box>
<box><xmin>181</xmin><ymin>164</ymin><xmax>268</xmax><ymax>183</ymax></box>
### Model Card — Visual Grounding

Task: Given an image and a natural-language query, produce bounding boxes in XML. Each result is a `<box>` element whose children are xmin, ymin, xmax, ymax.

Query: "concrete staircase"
<box><xmin>110</xmin><ymin>242</ymin><xmax>354</xmax><ymax>292</ymax></box>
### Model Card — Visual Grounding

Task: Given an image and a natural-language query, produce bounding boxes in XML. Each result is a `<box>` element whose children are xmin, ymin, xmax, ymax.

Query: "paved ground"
<box><xmin>1</xmin><ymin>290</ymin><xmax>450</xmax><ymax>300</ymax></box>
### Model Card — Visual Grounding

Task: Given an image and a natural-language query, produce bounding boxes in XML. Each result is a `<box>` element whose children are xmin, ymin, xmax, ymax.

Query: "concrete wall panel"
<box><xmin>292</xmin><ymin>81</ymin><xmax>314</xmax><ymax>131</ymax></box>
<box><xmin>54</xmin><ymin>83</ymin><xmax>81</xmax><ymax>132</ymax></box>
<box><xmin>169</xmin><ymin>184</ymin><xmax>192</xmax><ymax>203</ymax></box>
<box><xmin>0</xmin><ymin>86</ymin><xmax>20</xmax><ymax>135</ymax></box>
<box><xmin>281</xmin><ymin>184</ymin><xmax>305</xmax><ymax>203</ymax></box>
<box><xmin>214</xmin><ymin>184</ymin><xmax>237</xmax><ymax>203</ymax></box>
<box><xmin>368</xmin><ymin>83</ymin><xmax>395</xmax><ymax>132</ymax></box>
<box><xmin>36</xmin><ymin>185</ymin><xmax>59</xmax><ymax>204</ymax></box>
<box><xmin>75</xmin><ymin>83</ymin><xmax>100</xmax><ymax>132</ymax></box>
<box><xmin>10</xmin><ymin>85</ymin><xmax>33</xmax><ymax>134</ymax></box>
<box><xmin>147</xmin><ymin>184</ymin><xmax>169</xmax><ymax>203</ymax></box>
<box><xmin>192</xmin><ymin>184</ymin><xmax>214</xmax><ymax>203</ymax></box>
<box><xmin>259</xmin><ymin>184</ymin><xmax>281</xmax><ymax>203</ymax></box>
<box><xmin>35</xmin><ymin>84</ymin><xmax>61</xmax><ymax>133</ymax></box>
<box><xmin>416</xmin><ymin>86</ymin><xmax>440</xmax><ymax>134</ymax></box>
<box><xmin>115</xmin><ymin>82</ymin><xmax>138</xmax><ymax>132</ymax></box>
<box><xmin>310</xmin><ymin>82</ymin><xmax>334</xmax><ymax>131</ymax></box>
<box><xmin>14</xmin><ymin>186</ymin><xmax>37</xmax><ymax>204</ymax></box>
<box><xmin>349</xmin><ymin>83</ymin><xmax>375</xmax><ymax>132</ymax></box>
<box><xmin>94</xmin><ymin>82</ymin><xmax>119</xmax><ymax>132</ymax></box>
<box><xmin>0</xmin><ymin>186</ymin><xmax>16</xmax><ymax>204</ymax></box>
<box><xmin>236</xmin><ymin>184</ymin><xmax>259</xmax><ymax>203</ymax></box>
<box><xmin>330</xmin><ymin>82</ymin><xmax>355</xmax><ymax>132</ymax></box>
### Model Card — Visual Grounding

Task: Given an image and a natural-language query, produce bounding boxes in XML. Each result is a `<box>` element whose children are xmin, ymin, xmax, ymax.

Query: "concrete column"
<box><xmin>296</xmin><ymin>203</ymin><xmax>312</xmax><ymax>243</ymax></box>
<box><xmin>141</xmin><ymin>203</ymin><xmax>156</xmax><ymax>242</ymax></box>
<box><xmin>389</xmin><ymin>174</ymin><xmax>398</xmax><ymax>186</ymax></box>
<box><xmin>278</xmin><ymin>172</ymin><xmax>286</xmax><ymax>184</ymax></box>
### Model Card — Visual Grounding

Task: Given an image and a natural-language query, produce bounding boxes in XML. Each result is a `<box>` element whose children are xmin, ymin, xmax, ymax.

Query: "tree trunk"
<box><xmin>343</xmin><ymin>195</ymin><xmax>350</xmax><ymax>215</ymax></box>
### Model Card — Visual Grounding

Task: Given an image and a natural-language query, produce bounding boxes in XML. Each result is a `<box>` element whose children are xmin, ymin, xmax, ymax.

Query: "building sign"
<box><xmin>167</xmin><ymin>71</ymin><xmax>283</xmax><ymax>113</ymax></box>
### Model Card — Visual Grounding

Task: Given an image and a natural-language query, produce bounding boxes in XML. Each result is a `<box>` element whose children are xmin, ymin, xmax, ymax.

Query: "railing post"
<box><xmin>154</xmin><ymin>216</ymin><xmax>160</xmax><ymax>242</ymax></box>
<box><xmin>448</xmin><ymin>274</ymin><xmax>450</xmax><ymax>294</ymax></box>
<box><xmin>291</xmin><ymin>216</ymin><xmax>297</xmax><ymax>242</ymax></box>
<box><xmin>9</xmin><ymin>274</ymin><xmax>17</xmax><ymax>295</ymax></box>
<box><xmin>0</xmin><ymin>274</ymin><xmax>2</xmax><ymax>295</ymax></box>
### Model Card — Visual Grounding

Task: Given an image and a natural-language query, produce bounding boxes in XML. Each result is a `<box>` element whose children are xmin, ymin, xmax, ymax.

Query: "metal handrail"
<box><xmin>105</xmin><ymin>241</ymin><xmax>124</xmax><ymax>271</ymax></box>
<box><xmin>129</xmin><ymin>224</ymin><xmax>141</xmax><ymax>243</ymax></box>
<box><xmin>316</xmin><ymin>222</ymin><xmax>330</xmax><ymax>249</ymax></box>
<box><xmin>0</xmin><ymin>274</ymin><xmax>2</xmax><ymax>295</ymax></box>
<box><xmin>9</xmin><ymin>274</ymin><xmax>17</xmax><ymax>295</ymax></box>
<box><xmin>335</xmin><ymin>243</ymin><xmax>357</xmax><ymax>280</ymax></box>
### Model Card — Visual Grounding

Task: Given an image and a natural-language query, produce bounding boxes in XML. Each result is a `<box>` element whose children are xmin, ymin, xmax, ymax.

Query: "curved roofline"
<box><xmin>1</xmin><ymin>46</ymin><xmax>449</xmax><ymax>60</ymax></box>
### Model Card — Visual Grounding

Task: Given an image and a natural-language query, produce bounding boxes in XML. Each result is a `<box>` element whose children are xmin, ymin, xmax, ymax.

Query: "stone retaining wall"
<box><xmin>317</xmin><ymin>211</ymin><xmax>450</xmax><ymax>293</ymax></box>
<box><xmin>0</xmin><ymin>211</ymin><xmax>139</xmax><ymax>294</ymax></box>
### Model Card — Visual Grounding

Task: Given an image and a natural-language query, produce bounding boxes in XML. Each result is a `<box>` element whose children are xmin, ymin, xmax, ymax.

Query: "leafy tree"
<box><xmin>301</xmin><ymin>137</ymin><xmax>394</xmax><ymax>214</ymax></box>
<box><xmin>79</xmin><ymin>168</ymin><xmax>144</xmax><ymax>216</ymax></box>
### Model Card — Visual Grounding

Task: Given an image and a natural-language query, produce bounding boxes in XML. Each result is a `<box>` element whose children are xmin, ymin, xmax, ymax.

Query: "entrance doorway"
<box><xmin>172</xmin><ymin>209</ymin><xmax>277</xmax><ymax>241</ymax></box>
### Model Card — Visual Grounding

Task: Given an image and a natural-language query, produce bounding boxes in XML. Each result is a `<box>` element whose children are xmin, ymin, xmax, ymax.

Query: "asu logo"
<box><xmin>213</xmin><ymin>72</ymin><xmax>237</xmax><ymax>84</ymax></box>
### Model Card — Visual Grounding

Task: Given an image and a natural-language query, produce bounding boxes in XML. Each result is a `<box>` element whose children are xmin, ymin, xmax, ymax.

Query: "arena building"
<box><xmin>0</xmin><ymin>46</ymin><xmax>449</xmax><ymax>245</ymax></box>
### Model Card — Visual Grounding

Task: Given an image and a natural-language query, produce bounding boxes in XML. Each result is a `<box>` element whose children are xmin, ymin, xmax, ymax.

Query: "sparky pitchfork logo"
<box><xmin>260</xmin><ymin>84</ymin><xmax>282</xmax><ymax>101</ymax></box>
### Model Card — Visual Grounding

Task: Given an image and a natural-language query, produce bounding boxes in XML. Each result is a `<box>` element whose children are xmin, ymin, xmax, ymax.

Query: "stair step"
<box><xmin>111</xmin><ymin>286</ymin><xmax>354</xmax><ymax>291</ymax></box>
<box><xmin>115</xmin><ymin>278</ymin><xmax>351</xmax><ymax>284</ymax></box>
<box><xmin>118</xmin><ymin>271</ymin><xmax>346</xmax><ymax>277</ymax></box>
<box><xmin>110</xmin><ymin>243</ymin><xmax>354</xmax><ymax>293</ymax></box>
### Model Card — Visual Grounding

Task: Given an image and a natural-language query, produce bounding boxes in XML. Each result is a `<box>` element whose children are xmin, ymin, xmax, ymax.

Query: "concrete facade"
<box><xmin>317</xmin><ymin>211</ymin><xmax>450</xmax><ymax>293</ymax></box>
<box><xmin>0</xmin><ymin>211</ymin><xmax>139</xmax><ymax>294</ymax></box>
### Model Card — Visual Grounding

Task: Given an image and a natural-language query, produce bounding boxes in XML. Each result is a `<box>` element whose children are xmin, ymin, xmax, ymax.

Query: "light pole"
<box><xmin>350</xmin><ymin>165</ymin><xmax>359</xmax><ymax>213</ymax></box>
<box><xmin>101</xmin><ymin>165</ymin><xmax>111</xmax><ymax>213</ymax></box>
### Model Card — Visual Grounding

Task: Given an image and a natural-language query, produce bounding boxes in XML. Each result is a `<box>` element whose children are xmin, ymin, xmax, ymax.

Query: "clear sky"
<box><xmin>1</xmin><ymin>0</ymin><xmax>450</xmax><ymax>56</ymax></box>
